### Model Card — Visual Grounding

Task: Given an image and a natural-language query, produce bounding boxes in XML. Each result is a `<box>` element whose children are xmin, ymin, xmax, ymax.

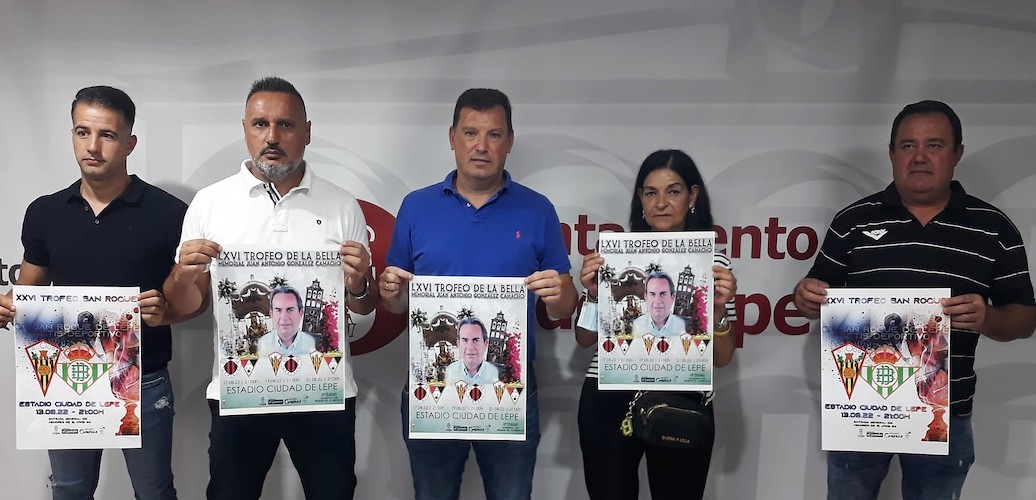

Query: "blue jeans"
<box><xmin>49</xmin><ymin>368</ymin><xmax>177</xmax><ymax>500</ymax></box>
<box><xmin>827</xmin><ymin>415</ymin><xmax>975</xmax><ymax>500</ymax></box>
<box><xmin>401</xmin><ymin>368</ymin><xmax>541</xmax><ymax>500</ymax></box>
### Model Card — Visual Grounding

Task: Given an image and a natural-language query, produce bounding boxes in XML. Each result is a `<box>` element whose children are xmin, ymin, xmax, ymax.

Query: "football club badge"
<box><xmin>323</xmin><ymin>352</ymin><xmax>343</xmax><ymax>374</ymax></box>
<box><xmin>222</xmin><ymin>357</ymin><xmax>238</xmax><ymax>376</ymax></box>
<box><xmin>269</xmin><ymin>352</ymin><xmax>283</xmax><ymax>375</ymax></box>
<box><xmin>56</xmin><ymin>343</ymin><xmax>110</xmax><ymax>395</ymax></box>
<box><xmin>455</xmin><ymin>380</ymin><xmax>468</xmax><ymax>403</ymax></box>
<box><xmin>310</xmin><ymin>351</ymin><xmax>323</xmax><ymax>374</ymax></box>
<box><xmin>680</xmin><ymin>332</ymin><xmax>693</xmax><ymax>355</ymax></box>
<box><xmin>657</xmin><ymin>337</ymin><xmax>670</xmax><ymax>354</ymax></box>
<box><xmin>429</xmin><ymin>382</ymin><xmax>444</xmax><ymax>403</ymax></box>
<box><xmin>694</xmin><ymin>336</ymin><xmax>710</xmax><ymax>356</ymax></box>
<box><xmin>831</xmin><ymin>343</ymin><xmax>866</xmax><ymax>399</ymax></box>
<box><xmin>240</xmin><ymin>355</ymin><xmax>257</xmax><ymax>376</ymax></box>
<box><xmin>25</xmin><ymin>341</ymin><xmax>61</xmax><ymax>396</ymax></box>
<box><xmin>413</xmin><ymin>382</ymin><xmax>428</xmax><ymax>401</ymax></box>
<box><xmin>470</xmin><ymin>384</ymin><xmax>483</xmax><ymax>402</ymax></box>
<box><xmin>617</xmin><ymin>334</ymin><xmax>632</xmax><ymax>355</ymax></box>
<box><xmin>284</xmin><ymin>355</ymin><xmax>299</xmax><ymax>374</ymax></box>
<box><xmin>862</xmin><ymin>345</ymin><xmax>919</xmax><ymax>399</ymax></box>
<box><xmin>643</xmin><ymin>333</ymin><xmax>656</xmax><ymax>354</ymax></box>
<box><xmin>507</xmin><ymin>382</ymin><xmax>524</xmax><ymax>403</ymax></box>
<box><xmin>493</xmin><ymin>380</ymin><xmax>506</xmax><ymax>403</ymax></box>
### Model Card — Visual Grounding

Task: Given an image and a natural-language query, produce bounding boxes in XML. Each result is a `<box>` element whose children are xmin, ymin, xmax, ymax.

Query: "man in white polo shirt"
<box><xmin>163</xmin><ymin>76</ymin><xmax>378</xmax><ymax>500</ymax></box>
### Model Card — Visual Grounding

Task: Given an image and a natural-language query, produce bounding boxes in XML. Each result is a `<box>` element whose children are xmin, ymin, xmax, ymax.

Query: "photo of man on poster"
<box><xmin>631</xmin><ymin>271</ymin><xmax>687</xmax><ymax>338</ymax></box>
<box><xmin>257</xmin><ymin>286</ymin><xmax>316</xmax><ymax>357</ymax></box>
<box><xmin>444</xmin><ymin>317</ymin><xmax>499</xmax><ymax>386</ymax></box>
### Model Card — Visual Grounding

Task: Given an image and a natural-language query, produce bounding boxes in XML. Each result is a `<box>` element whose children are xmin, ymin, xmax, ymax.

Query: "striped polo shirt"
<box><xmin>807</xmin><ymin>181</ymin><xmax>1035</xmax><ymax>416</ymax></box>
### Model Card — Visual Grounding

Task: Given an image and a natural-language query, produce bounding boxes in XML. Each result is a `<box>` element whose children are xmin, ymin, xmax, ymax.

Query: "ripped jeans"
<box><xmin>48</xmin><ymin>368</ymin><xmax>177</xmax><ymax>500</ymax></box>
<box><xmin>827</xmin><ymin>415</ymin><xmax>974</xmax><ymax>500</ymax></box>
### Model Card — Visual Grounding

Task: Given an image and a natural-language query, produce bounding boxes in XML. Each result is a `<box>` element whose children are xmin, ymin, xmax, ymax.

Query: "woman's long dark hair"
<box><xmin>628</xmin><ymin>149</ymin><xmax>713</xmax><ymax>232</ymax></box>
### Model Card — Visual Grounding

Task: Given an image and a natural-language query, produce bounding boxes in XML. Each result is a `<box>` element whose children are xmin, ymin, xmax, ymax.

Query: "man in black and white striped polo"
<box><xmin>793</xmin><ymin>100</ymin><xmax>1036</xmax><ymax>500</ymax></box>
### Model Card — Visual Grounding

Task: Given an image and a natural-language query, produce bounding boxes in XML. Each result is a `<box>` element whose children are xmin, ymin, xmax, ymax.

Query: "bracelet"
<box><xmin>714</xmin><ymin>316</ymin><xmax>731</xmax><ymax>337</ymax></box>
<box><xmin>348</xmin><ymin>279</ymin><xmax>370</xmax><ymax>300</ymax></box>
<box><xmin>585</xmin><ymin>291</ymin><xmax>598</xmax><ymax>303</ymax></box>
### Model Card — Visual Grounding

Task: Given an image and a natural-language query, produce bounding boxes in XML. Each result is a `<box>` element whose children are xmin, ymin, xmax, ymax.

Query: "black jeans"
<box><xmin>205</xmin><ymin>398</ymin><xmax>356</xmax><ymax>500</ymax></box>
<box><xmin>577</xmin><ymin>378</ymin><xmax>714</xmax><ymax>500</ymax></box>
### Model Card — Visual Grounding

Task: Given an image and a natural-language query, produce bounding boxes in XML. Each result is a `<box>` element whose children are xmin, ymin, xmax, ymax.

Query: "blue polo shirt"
<box><xmin>386</xmin><ymin>170</ymin><xmax>571</xmax><ymax>359</ymax></box>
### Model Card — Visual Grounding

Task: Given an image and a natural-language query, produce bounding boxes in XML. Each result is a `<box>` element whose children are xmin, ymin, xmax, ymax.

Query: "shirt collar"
<box><xmin>440</xmin><ymin>169</ymin><xmax>512</xmax><ymax>196</ymax></box>
<box><xmin>277</xmin><ymin>330</ymin><xmax>301</xmax><ymax>350</ymax></box>
<box><xmin>879</xmin><ymin>180</ymin><xmax>968</xmax><ymax>210</ymax></box>
<box><xmin>62</xmin><ymin>174</ymin><xmax>146</xmax><ymax>205</ymax></box>
<box><xmin>239</xmin><ymin>160</ymin><xmax>313</xmax><ymax>198</ymax></box>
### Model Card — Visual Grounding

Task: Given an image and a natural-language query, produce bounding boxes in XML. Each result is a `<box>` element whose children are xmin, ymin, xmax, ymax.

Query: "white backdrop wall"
<box><xmin>3</xmin><ymin>1</ymin><xmax>1036</xmax><ymax>499</ymax></box>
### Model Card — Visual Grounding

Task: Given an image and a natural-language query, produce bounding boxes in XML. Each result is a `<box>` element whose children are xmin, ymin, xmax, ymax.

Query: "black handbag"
<box><xmin>621</xmin><ymin>391</ymin><xmax>714</xmax><ymax>450</ymax></box>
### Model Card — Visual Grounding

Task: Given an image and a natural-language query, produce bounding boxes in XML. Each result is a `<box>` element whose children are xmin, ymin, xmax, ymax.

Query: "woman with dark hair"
<box><xmin>575</xmin><ymin>149</ymin><xmax>739</xmax><ymax>499</ymax></box>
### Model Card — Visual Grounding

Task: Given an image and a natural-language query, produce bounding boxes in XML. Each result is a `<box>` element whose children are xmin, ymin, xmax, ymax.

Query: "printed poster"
<box><xmin>597</xmin><ymin>231</ymin><xmax>716</xmax><ymax>391</ymax></box>
<box><xmin>14</xmin><ymin>285</ymin><xmax>142</xmax><ymax>450</ymax></box>
<box><xmin>213</xmin><ymin>246</ymin><xmax>348</xmax><ymax>415</ymax></box>
<box><xmin>407</xmin><ymin>276</ymin><xmax>528</xmax><ymax>440</ymax></box>
<box><xmin>821</xmin><ymin>288</ymin><xmax>951</xmax><ymax>455</ymax></box>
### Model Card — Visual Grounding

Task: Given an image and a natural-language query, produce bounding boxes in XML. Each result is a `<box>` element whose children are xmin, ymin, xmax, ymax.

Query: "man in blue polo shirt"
<box><xmin>378</xmin><ymin>88</ymin><xmax>578</xmax><ymax>500</ymax></box>
<box><xmin>0</xmin><ymin>86</ymin><xmax>185</xmax><ymax>499</ymax></box>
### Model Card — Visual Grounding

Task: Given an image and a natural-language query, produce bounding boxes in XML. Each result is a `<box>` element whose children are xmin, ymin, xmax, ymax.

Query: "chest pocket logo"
<box><xmin>862</xmin><ymin>229</ymin><xmax>888</xmax><ymax>241</ymax></box>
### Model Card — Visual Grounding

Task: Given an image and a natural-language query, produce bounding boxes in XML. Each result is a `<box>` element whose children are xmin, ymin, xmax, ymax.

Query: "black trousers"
<box><xmin>206</xmin><ymin>398</ymin><xmax>357</xmax><ymax>500</ymax></box>
<box><xmin>577</xmin><ymin>378</ymin><xmax>714</xmax><ymax>500</ymax></box>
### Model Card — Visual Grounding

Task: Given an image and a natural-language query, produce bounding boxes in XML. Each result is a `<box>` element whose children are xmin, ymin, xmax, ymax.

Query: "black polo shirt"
<box><xmin>808</xmin><ymin>181</ymin><xmax>1035</xmax><ymax>416</ymax></box>
<box><xmin>21</xmin><ymin>175</ymin><xmax>187</xmax><ymax>374</ymax></box>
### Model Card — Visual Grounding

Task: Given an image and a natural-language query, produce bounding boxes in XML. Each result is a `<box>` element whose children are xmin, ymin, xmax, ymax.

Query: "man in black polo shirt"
<box><xmin>793</xmin><ymin>100</ymin><xmax>1036</xmax><ymax>500</ymax></box>
<box><xmin>0</xmin><ymin>86</ymin><xmax>185</xmax><ymax>500</ymax></box>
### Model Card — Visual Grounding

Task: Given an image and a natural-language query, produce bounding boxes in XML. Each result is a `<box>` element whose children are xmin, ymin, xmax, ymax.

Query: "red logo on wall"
<box><xmin>349</xmin><ymin>200</ymin><xmax>407</xmax><ymax>355</ymax></box>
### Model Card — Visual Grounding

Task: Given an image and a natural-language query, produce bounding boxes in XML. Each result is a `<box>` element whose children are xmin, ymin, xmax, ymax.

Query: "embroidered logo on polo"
<box><xmin>862</xmin><ymin>229</ymin><xmax>888</xmax><ymax>241</ymax></box>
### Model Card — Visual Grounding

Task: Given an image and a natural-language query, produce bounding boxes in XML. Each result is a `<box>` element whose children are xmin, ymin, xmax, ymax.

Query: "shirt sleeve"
<box><xmin>713</xmin><ymin>252</ymin><xmax>738</xmax><ymax>322</ymax></box>
<box><xmin>173</xmin><ymin>191</ymin><xmax>206</xmax><ymax>264</ymax></box>
<box><xmin>538</xmin><ymin>202</ymin><xmax>572</xmax><ymax>275</ymax></box>
<box><xmin>21</xmin><ymin>199</ymin><xmax>50</xmax><ymax>267</ymax></box>
<box><xmin>385</xmin><ymin>195</ymin><xmax>415</xmax><ymax>273</ymax></box>
<box><xmin>344</xmin><ymin>198</ymin><xmax>370</xmax><ymax>251</ymax></box>
<box><xmin>988</xmin><ymin>213</ymin><xmax>1036</xmax><ymax>307</ymax></box>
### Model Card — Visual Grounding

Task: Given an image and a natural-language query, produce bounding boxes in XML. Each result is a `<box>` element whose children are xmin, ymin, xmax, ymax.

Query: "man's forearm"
<box><xmin>544</xmin><ymin>280</ymin><xmax>578</xmax><ymax>320</ymax></box>
<box><xmin>983</xmin><ymin>304</ymin><xmax>1036</xmax><ymax>342</ymax></box>
<box><xmin>162</xmin><ymin>268</ymin><xmax>210</xmax><ymax>325</ymax></box>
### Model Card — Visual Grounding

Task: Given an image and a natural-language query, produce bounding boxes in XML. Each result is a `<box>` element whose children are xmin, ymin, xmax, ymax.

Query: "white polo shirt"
<box><xmin>179</xmin><ymin>160</ymin><xmax>367</xmax><ymax>401</ymax></box>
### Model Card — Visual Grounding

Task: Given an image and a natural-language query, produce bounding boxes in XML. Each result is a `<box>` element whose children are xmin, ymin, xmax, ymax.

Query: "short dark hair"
<box><xmin>629</xmin><ymin>150</ymin><xmax>714</xmax><ymax>232</ymax></box>
<box><xmin>71</xmin><ymin>86</ymin><xmax>136</xmax><ymax>130</ymax></box>
<box><xmin>889</xmin><ymin>100</ymin><xmax>962</xmax><ymax>152</ymax></box>
<box><xmin>270</xmin><ymin>286</ymin><xmax>304</xmax><ymax>311</ymax></box>
<box><xmin>452</xmin><ymin>88</ymin><xmax>512</xmax><ymax>133</ymax></box>
<box><xmin>645</xmin><ymin>272</ymin><xmax>676</xmax><ymax>294</ymax></box>
<box><xmin>247</xmin><ymin>77</ymin><xmax>306</xmax><ymax>115</ymax></box>
<box><xmin>457</xmin><ymin>316</ymin><xmax>488</xmax><ymax>341</ymax></box>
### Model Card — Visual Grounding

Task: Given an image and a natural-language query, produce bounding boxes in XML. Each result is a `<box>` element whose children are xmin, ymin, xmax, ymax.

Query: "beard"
<box><xmin>253</xmin><ymin>154</ymin><xmax>302</xmax><ymax>182</ymax></box>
